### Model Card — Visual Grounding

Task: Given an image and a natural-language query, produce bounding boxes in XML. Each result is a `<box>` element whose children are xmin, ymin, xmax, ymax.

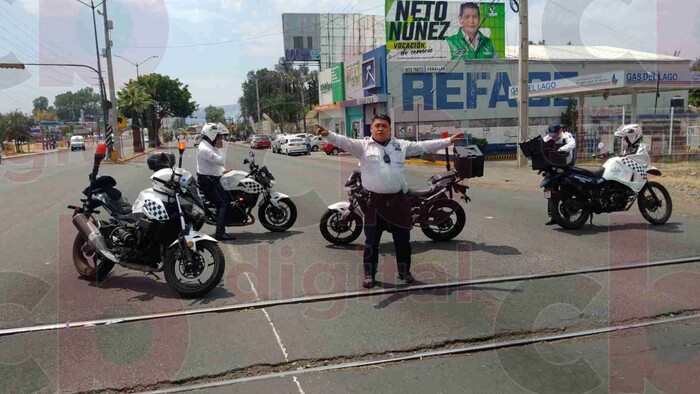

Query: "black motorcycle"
<box><xmin>519</xmin><ymin>136</ymin><xmax>672</xmax><ymax>229</ymax></box>
<box><xmin>68</xmin><ymin>144</ymin><xmax>225</xmax><ymax>298</ymax></box>
<box><xmin>319</xmin><ymin>145</ymin><xmax>483</xmax><ymax>245</ymax></box>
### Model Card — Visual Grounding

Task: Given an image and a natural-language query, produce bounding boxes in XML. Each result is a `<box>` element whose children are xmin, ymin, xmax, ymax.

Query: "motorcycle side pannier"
<box><xmin>147</xmin><ymin>153</ymin><xmax>175</xmax><ymax>171</ymax></box>
<box><xmin>454</xmin><ymin>145</ymin><xmax>484</xmax><ymax>178</ymax></box>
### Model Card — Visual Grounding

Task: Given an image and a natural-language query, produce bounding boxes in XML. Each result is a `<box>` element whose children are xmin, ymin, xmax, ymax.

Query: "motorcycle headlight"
<box><xmin>191</xmin><ymin>204</ymin><xmax>206</xmax><ymax>220</ymax></box>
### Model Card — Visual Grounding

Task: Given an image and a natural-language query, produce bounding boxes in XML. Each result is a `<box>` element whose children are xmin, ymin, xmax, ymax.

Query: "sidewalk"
<box><xmin>2</xmin><ymin>147</ymin><xmax>69</xmax><ymax>161</ymax></box>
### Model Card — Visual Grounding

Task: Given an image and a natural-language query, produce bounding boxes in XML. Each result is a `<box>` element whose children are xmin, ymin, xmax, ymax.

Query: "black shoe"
<box><xmin>397</xmin><ymin>273</ymin><xmax>415</xmax><ymax>284</ymax></box>
<box><xmin>545</xmin><ymin>218</ymin><xmax>556</xmax><ymax>226</ymax></box>
<box><xmin>362</xmin><ymin>276</ymin><xmax>376</xmax><ymax>289</ymax></box>
<box><xmin>214</xmin><ymin>233</ymin><xmax>236</xmax><ymax>241</ymax></box>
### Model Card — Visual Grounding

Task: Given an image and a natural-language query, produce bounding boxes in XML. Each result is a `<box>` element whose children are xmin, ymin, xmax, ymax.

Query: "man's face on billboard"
<box><xmin>460</xmin><ymin>7</ymin><xmax>480</xmax><ymax>38</ymax></box>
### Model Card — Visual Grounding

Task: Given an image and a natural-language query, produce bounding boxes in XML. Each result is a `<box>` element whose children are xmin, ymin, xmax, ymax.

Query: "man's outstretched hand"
<box><xmin>450</xmin><ymin>132</ymin><xmax>465</xmax><ymax>143</ymax></box>
<box><xmin>316</xmin><ymin>125</ymin><xmax>329</xmax><ymax>137</ymax></box>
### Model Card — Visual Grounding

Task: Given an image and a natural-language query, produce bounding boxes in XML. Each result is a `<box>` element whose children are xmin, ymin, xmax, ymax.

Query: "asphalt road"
<box><xmin>1</xmin><ymin>143</ymin><xmax>699</xmax><ymax>393</ymax></box>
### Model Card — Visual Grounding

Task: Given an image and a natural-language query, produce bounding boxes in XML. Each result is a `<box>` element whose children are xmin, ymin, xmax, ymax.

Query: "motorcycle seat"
<box><xmin>429</xmin><ymin>170</ymin><xmax>457</xmax><ymax>184</ymax></box>
<box><xmin>407</xmin><ymin>187</ymin><xmax>433</xmax><ymax>197</ymax></box>
<box><xmin>571</xmin><ymin>166</ymin><xmax>605</xmax><ymax>179</ymax></box>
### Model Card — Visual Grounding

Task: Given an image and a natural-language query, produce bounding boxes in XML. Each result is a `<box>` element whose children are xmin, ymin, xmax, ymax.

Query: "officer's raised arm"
<box><xmin>316</xmin><ymin>125</ymin><xmax>364</xmax><ymax>158</ymax></box>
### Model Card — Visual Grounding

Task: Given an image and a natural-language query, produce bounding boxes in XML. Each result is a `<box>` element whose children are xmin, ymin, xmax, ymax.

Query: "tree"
<box><xmin>172</xmin><ymin>117</ymin><xmax>187</xmax><ymax>129</ymax></box>
<box><xmin>132</xmin><ymin>74</ymin><xmax>197</xmax><ymax>147</ymax></box>
<box><xmin>560</xmin><ymin>99</ymin><xmax>578</xmax><ymax>132</ymax></box>
<box><xmin>691</xmin><ymin>58</ymin><xmax>700</xmax><ymax>108</ymax></box>
<box><xmin>54</xmin><ymin>88</ymin><xmax>101</xmax><ymax>122</ymax></box>
<box><xmin>0</xmin><ymin>111</ymin><xmax>35</xmax><ymax>153</ymax></box>
<box><xmin>117</xmin><ymin>82</ymin><xmax>154</xmax><ymax>152</ymax></box>
<box><xmin>204</xmin><ymin>105</ymin><xmax>226</xmax><ymax>124</ymax></box>
<box><xmin>32</xmin><ymin>96</ymin><xmax>49</xmax><ymax>115</ymax></box>
<box><xmin>35</xmin><ymin>109</ymin><xmax>57</xmax><ymax>122</ymax></box>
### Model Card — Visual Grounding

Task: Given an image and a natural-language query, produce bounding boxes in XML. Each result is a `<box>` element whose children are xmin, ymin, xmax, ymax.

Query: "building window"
<box><xmin>294</xmin><ymin>36</ymin><xmax>303</xmax><ymax>49</ymax></box>
<box><xmin>307</xmin><ymin>36</ymin><xmax>313</xmax><ymax>49</ymax></box>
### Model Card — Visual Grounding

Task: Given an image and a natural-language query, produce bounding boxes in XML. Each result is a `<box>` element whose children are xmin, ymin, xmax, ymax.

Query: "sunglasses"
<box><xmin>383</xmin><ymin>152</ymin><xmax>391</xmax><ymax>164</ymax></box>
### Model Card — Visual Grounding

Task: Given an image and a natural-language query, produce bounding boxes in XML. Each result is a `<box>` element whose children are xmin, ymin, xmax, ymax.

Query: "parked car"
<box><xmin>70</xmin><ymin>135</ymin><xmax>86</xmax><ymax>151</ymax></box>
<box><xmin>309</xmin><ymin>136</ymin><xmax>323</xmax><ymax>152</ymax></box>
<box><xmin>321</xmin><ymin>141</ymin><xmax>345</xmax><ymax>155</ymax></box>
<box><xmin>281</xmin><ymin>137</ymin><xmax>309</xmax><ymax>156</ymax></box>
<box><xmin>250</xmin><ymin>135</ymin><xmax>271</xmax><ymax>149</ymax></box>
<box><xmin>271</xmin><ymin>134</ymin><xmax>289</xmax><ymax>153</ymax></box>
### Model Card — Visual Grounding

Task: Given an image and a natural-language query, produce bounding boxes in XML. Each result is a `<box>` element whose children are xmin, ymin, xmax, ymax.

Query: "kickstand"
<box><xmin>146</xmin><ymin>271</ymin><xmax>161</xmax><ymax>280</ymax></box>
<box><xmin>589</xmin><ymin>215</ymin><xmax>594</xmax><ymax>225</ymax></box>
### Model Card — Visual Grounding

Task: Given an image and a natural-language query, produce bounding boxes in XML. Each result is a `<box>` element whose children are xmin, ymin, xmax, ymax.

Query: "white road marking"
<box><xmin>243</xmin><ymin>272</ymin><xmax>303</xmax><ymax>394</ymax></box>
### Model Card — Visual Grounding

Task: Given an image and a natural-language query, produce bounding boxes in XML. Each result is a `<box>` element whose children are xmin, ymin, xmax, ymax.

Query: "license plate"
<box><xmin>543</xmin><ymin>191</ymin><xmax>551</xmax><ymax>199</ymax></box>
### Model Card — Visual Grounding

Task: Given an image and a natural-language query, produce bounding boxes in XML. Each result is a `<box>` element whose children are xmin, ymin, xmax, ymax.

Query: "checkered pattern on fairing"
<box><xmin>240</xmin><ymin>179</ymin><xmax>265</xmax><ymax>194</ymax></box>
<box><xmin>144</xmin><ymin>199</ymin><xmax>169</xmax><ymax>221</ymax></box>
<box><xmin>621</xmin><ymin>157</ymin><xmax>648</xmax><ymax>180</ymax></box>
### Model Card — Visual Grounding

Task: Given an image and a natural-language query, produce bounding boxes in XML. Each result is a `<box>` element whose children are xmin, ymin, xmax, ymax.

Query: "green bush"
<box><xmin>162</xmin><ymin>130</ymin><xmax>173</xmax><ymax>143</ymax></box>
<box><xmin>472</xmin><ymin>137</ymin><xmax>488</xmax><ymax>152</ymax></box>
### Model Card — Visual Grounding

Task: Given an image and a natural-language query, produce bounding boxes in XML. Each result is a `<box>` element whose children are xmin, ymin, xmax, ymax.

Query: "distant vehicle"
<box><xmin>309</xmin><ymin>136</ymin><xmax>323</xmax><ymax>152</ymax></box>
<box><xmin>321</xmin><ymin>141</ymin><xmax>345</xmax><ymax>155</ymax></box>
<box><xmin>250</xmin><ymin>135</ymin><xmax>271</xmax><ymax>149</ymax></box>
<box><xmin>70</xmin><ymin>136</ymin><xmax>86</xmax><ymax>151</ymax></box>
<box><xmin>280</xmin><ymin>137</ymin><xmax>309</xmax><ymax>156</ymax></box>
<box><xmin>271</xmin><ymin>134</ymin><xmax>290</xmax><ymax>153</ymax></box>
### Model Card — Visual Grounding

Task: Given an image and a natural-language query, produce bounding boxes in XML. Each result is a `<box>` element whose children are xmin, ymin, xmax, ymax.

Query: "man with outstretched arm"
<box><xmin>317</xmin><ymin>114</ymin><xmax>463</xmax><ymax>289</ymax></box>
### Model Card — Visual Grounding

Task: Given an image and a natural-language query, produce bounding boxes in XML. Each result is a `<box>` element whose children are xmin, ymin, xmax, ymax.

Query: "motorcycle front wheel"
<box><xmin>420</xmin><ymin>200</ymin><xmax>466</xmax><ymax>241</ymax></box>
<box><xmin>638</xmin><ymin>181</ymin><xmax>672</xmax><ymax>225</ymax></box>
<box><xmin>319</xmin><ymin>209</ymin><xmax>363</xmax><ymax>245</ymax></box>
<box><xmin>72</xmin><ymin>233</ymin><xmax>115</xmax><ymax>281</ymax></box>
<box><xmin>164</xmin><ymin>241</ymin><xmax>225</xmax><ymax>298</ymax></box>
<box><xmin>259</xmin><ymin>198</ymin><xmax>297</xmax><ymax>232</ymax></box>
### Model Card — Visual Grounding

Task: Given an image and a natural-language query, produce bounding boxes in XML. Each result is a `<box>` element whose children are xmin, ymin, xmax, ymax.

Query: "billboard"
<box><xmin>331</xmin><ymin>63</ymin><xmax>345</xmax><ymax>103</ymax></box>
<box><xmin>282</xmin><ymin>13</ymin><xmax>321</xmax><ymax>62</ymax></box>
<box><xmin>344</xmin><ymin>57</ymin><xmax>364</xmax><ymax>101</ymax></box>
<box><xmin>385</xmin><ymin>1</ymin><xmax>505</xmax><ymax>61</ymax></box>
<box><xmin>319</xmin><ymin>68</ymin><xmax>334</xmax><ymax>105</ymax></box>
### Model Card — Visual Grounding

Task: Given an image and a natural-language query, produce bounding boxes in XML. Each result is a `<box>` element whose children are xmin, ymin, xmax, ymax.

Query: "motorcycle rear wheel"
<box><xmin>638</xmin><ymin>181</ymin><xmax>672</xmax><ymax>225</ymax></box>
<box><xmin>420</xmin><ymin>200</ymin><xmax>466</xmax><ymax>241</ymax></box>
<box><xmin>319</xmin><ymin>209</ymin><xmax>363</xmax><ymax>245</ymax></box>
<box><xmin>72</xmin><ymin>233</ymin><xmax>115</xmax><ymax>281</ymax></box>
<box><xmin>164</xmin><ymin>241</ymin><xmax>225</xmax><ymax>298</ymax></box>
<box><xmin>551</xmin><ymin>193</ymin><xmax>591</xmax><ymax>230</ymax></box>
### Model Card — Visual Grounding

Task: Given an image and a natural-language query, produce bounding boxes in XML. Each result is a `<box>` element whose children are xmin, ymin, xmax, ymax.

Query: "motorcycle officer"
<box><xmin>196</xmin><ymin>123</ymin><xmax>235</xmax><ymax>241</ymax></box>
<box><xmin>614</xmin><ymin>124</ymin><xmax>646</xmax><ymax>156</ymax></box>
<box><xmin>543</xmin><ymin>124</ymin><xmax>577</xmax><ymax>225</ymax></box>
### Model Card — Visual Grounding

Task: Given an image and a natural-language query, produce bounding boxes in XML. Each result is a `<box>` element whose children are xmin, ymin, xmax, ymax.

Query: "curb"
<box><xmin>2</xmin><ymin>148</ymin><xmax>69</xmax><ymax>161</ymax></box>
<box><xmin>103</xmin><ymin>147</ymin><xmax>158</xmax><ymax>164</ymax></box>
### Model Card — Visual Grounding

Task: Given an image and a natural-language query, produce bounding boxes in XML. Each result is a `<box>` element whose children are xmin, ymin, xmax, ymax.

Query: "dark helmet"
<box><xmin>547</xmin><ymin>124</ymin><xmax>562</xmax><ymax>135</ymax></box>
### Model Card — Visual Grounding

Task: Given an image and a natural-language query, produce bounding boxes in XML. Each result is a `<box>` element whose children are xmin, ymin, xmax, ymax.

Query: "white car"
<box><xmin>70</xmin><ymin>136</ymin><xmax>85</xmax><ymax>151</ymax></box>
<box><xmin>280</xmin><ymin>137</ymin><xmax>309</xmax><ymax>155</ymax></box>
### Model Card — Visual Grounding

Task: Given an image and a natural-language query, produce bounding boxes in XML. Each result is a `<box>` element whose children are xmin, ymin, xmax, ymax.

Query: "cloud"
<box><xmin>220</xmin><ymin>0</ymin><xmax>243</xmax><ymax>12</ymax></box>
<box><xmin>274</xmin><ymin>0</ymin><xmax>384</xmax><ymax>14</ymax></box>
<box><xmin>239</xmin><ymin>21</ymin><xmax>283</xmax><ymax>60</ymax></box>
<box><xmin>20</xmin><ymin>0</ymin><xmax>39</xmax><ymax>14</ymax></box>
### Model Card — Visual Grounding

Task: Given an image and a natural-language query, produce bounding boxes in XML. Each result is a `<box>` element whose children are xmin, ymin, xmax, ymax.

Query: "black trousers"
<box><xmin>197</xmin><ymin>174</ymin><xmax>231</xmax><ymax>235</ymax></box>
<box><xmin>362</xmin><ymin>192</ymin><xmax>412</xmax><ymax>278</ymax></box>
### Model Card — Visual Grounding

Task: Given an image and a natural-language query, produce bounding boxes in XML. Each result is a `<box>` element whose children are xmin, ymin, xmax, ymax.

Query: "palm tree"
<box><xmin>117</xmin><ymin>82</ymin><xmax>153</xmax><ymax>152</ymax></box>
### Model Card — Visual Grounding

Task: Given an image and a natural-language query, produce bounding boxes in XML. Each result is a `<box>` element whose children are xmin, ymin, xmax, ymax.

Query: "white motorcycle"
<box><xmin>193</xmin><ymin>151</ymin><xmax>297</xmax><ymax>232</ymax></box>
<box><xmin>520</xmin><ymin>125</ymin><xmax>673</xmax><ymax>229</ymax></box>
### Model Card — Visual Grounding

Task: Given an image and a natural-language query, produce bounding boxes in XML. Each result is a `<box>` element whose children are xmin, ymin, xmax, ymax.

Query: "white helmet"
<box><xmin>201</xmin><ymin>123</ymin><xmax>224</xmax><ymax>141</ymax></box>
<box><xmin>614</xmin><ymin>124</ymin><xmax>643</xmax><ymax>147</ymax></box>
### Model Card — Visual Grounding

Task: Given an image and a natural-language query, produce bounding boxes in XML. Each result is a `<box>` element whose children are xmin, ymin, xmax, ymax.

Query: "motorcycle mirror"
<box><xmin>249</xmin><ymin>151</ymin><xmax>255</xmax><ymax>158</ymax></box>
<box><xmin>243</xmin><ymin>159</ymin><xmax>250</xmax><ymax>165</ymax></box>
<box><xmin>598</xmin><ymin>142</ymin><xmax>605</xmax><ymax>150</ymax></box>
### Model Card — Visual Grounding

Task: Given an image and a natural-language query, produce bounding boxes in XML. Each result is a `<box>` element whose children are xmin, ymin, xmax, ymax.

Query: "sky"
<box><xmin>0</xmin><ymin>0</ymin><xmax>698</xmax><ymax>115</ymax></box>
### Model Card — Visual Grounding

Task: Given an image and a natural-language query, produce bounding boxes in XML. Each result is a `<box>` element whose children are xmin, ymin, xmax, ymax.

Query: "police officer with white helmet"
<box><xmin>197</xmin><ymin>123</ymin><xmax>235</xmax><ymax>241</ymax></box>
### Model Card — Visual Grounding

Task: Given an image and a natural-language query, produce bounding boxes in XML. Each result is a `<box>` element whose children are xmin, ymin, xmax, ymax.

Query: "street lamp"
<box><xmin>114</xmin><ymin>55</ymin><xmax>158</xmax><ymax>79</ymax></box>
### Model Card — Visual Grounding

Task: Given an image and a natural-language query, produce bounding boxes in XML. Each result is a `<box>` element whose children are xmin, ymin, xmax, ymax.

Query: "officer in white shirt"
<box><xmin>317</xmin><ymin>114</ymin><xmax>463</xmax><ymax>289</ymax></box>
<box><xmin>543</xmin><ymin>124</ymin><xmax>577</xmax><ymax>225</ymax></box>
<box><xmin>197</xmin><ymin>123</ymin><xmax>235</xmax><ymax>241</ymax></box>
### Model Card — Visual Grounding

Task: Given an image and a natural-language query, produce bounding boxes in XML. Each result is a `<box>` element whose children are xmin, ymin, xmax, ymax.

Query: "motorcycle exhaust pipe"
<box><xmin>72</xmin><ymin>214</ymin><xmax>119</xmax><ymax>264</ymax></box>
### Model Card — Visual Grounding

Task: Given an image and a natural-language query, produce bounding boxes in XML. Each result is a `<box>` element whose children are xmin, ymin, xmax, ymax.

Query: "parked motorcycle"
<box><xmin>193</xmin><ymin>151</ymin><xmax>297</xmax><ymax>232</ymax></box>
<box><xmin>319</xmin><ymin>145</ymin><xmax>483</xmax><ymax>245</ymax></box>
<box><xmin>68</xmin><ymin>143</ymin><xmax>225</xmax><ymax>298</ymax></box>
<box><xmin>519</xmin><ymin>126</ymin><xmax>672</xmax><ymax>230</ymax></box>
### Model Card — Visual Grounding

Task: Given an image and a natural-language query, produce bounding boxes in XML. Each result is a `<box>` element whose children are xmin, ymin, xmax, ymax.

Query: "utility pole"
<box><xmin>101</xmin><ymin>1</ymin><xmax>120</xmax><ymax>159</ymax></box>
<box><xmin>300</xmin><ymin>78</ymin><xmax>307</xmax><ymax>133</ymax></box>
<box><xmin>255</xmin><ymin>77</ymin><xmax>262</xmax><ymax>128</ymax></box>
<box><xmin>88</xmin><ymin>0</ymin><xmax>109</xmax><ymax>151</ymax></box>
<box><xmin>517</xmin><ymin>0</ymin><xmax>529</xmax><ymax>167</ymax></box>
